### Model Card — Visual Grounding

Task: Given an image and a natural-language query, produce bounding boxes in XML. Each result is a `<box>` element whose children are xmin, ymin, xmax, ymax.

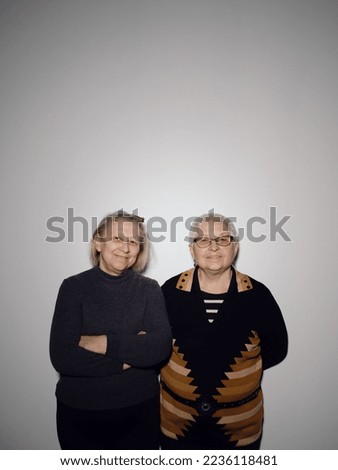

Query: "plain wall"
<box><xmin>0</xmin><ymin>0</ymin><xmax>337</xmax><ymax>449</ymax></box>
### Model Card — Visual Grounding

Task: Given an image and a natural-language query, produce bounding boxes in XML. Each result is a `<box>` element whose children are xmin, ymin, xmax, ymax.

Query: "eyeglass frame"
<box><xmin>193</xmin><ymin>235</ymin><xmax>234</xmax><ymax>248</ymax></box>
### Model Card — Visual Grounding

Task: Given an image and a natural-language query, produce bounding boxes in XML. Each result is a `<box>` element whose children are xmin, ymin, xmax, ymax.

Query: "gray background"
<box><xmin>0</xmin><ymin>0</ymin><xmax>337</xmax><ymax>449</ymax></box>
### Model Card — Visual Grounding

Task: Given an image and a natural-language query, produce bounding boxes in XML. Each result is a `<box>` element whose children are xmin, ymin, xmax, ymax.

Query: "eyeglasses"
<box><xmin>112</xmin><ymin>236</ymin><xmax>140</xmax><ymax>246</ymax></box>
<box><xmin>194</xmin><ymin>235</ymin><xmax>234</xmax><ymax>248</ymax></box>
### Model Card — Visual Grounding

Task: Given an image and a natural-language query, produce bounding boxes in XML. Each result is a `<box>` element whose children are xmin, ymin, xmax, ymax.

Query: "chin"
<box><xmin>205</xmin><ymin>265</ymin><xmax>223</xmax><ymax>271</ymax></box>
<box><xmin>207</xmin><ymin>264</ymin><xmax>228</xmax><ymax>271</ymax></box>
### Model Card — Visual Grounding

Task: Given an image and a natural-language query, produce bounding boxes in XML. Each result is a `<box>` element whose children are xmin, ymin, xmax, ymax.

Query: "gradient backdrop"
<box><xmin>0</xmin><ymin>0</ymin><xmax>337</xmax><ymax>449</ymax></box>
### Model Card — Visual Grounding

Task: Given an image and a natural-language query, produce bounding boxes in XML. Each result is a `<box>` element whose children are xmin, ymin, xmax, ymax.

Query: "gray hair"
<box><xmin>187</xmin><ymin>212</ymin><xmax>238</xmax><ymax>244</ymax></box>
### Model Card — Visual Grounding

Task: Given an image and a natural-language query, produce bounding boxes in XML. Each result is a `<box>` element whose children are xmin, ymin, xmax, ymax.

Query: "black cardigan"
<box><xmin>160</xmin><ymin>266</ymin><xmax>288</xmax><ymax>447</ymax></box>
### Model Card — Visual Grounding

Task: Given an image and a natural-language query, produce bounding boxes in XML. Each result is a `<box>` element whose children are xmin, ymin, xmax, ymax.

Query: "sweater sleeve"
<box><xmin>106</xmin><ymin>279</ymin><xmax>172</xmax><ymax>368</ymax></box>
<box><xmin>50</xmin><ymin>278</ymin><xmax>123</xmax><ymax>377</ymax></box>
<box><xmin>258</xmin><ymin>285</ymin><xmax>288</xmax><ymax>370</ymax></box>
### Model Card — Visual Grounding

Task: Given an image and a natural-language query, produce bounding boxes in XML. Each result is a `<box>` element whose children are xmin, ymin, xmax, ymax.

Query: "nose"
<box><xmin>209</xmin><ymin>239</ymin><xmax>219</xmax><ymax>251</ymax></box>
<box><xmin>121</xmin><ymin>242</ymin><xmax>130</xmax><ymax>253</ymax></box>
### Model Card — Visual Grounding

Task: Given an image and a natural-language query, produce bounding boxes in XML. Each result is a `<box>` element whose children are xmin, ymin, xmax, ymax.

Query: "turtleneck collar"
<box><xmin>93</xmin><ymin>264</ymin><xmax>135</xmax><ymax>283</ymax></box>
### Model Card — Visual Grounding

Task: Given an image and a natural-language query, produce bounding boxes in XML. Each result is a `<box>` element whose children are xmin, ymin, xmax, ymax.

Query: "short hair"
<box><xmin>91</xmin><ymin>210</ymin><xmax>149</xmax><ymax>272</ymax></box>
<box><xmin>187</xmin><ymin>212</ymin><xmax>238</xmax><ymax>244</ymax></box>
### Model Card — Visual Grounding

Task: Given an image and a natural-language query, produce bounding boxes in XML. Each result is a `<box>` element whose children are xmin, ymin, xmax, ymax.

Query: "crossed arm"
<box><xmin>50</xmin><ymin>278</ymin><xmax>171</xmax><ymax>377</ymax></box>
<box><xmin>79</xmin><ymin>331</ymin><xmax>147</xmax><ymax>370</ymax></box>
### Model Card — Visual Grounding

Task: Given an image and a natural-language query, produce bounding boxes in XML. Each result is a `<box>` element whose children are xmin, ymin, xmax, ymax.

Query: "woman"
<box><xmin>50</xmin><ymin>210</ymin><xmax>171</xmax><ymax>450</ymax></box>
<box><xmin>160</xmin><ymin>213</ymin><xmax>288</xmax><ymax>450</ymax></box>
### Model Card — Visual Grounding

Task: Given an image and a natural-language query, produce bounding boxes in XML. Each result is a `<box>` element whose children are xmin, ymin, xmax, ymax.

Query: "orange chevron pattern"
<box><xmin>160</xmin><ymin>339</ymin><xmax>200</xmax><ymax>440</ymax></box>
<box><xmin>213</xmin><ymin>330</ymin><xmax>264</xmax><ymax>447</ymax></box>
<box><xmin>160</xmin><ymin>332</ymin><xmax>264</xmax><ymax>447</ymax></box>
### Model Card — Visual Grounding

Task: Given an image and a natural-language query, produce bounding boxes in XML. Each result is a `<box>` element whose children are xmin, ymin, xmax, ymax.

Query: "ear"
<box><xmin>189</xmin><ymin>243</ymin><xmax>195</xmax><ymax>261</ymax></box>
<box><xmin>94</xmin><ymin>240</ymin><xmax>102</xmax><ymax>253</ymax></box>
<box><xmin>233</xmin><ymin>241</ymin><xmax>239</xmax><ymax>258</ymax></box>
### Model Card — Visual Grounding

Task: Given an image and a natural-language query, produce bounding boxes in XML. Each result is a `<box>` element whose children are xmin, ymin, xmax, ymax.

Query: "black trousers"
<box><xmin>57</xmin><ymin>396</ymin><xmax>160</xmax><ymax>450</ymax></box>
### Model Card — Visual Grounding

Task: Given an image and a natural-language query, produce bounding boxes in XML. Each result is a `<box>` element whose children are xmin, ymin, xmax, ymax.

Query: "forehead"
<box><xmin>197</xmin><ymin>221</ymin><xmax>229</xmax><ymax>237</ymax></box>
<box><xmin>110</xmin><ymin>219</ymin><xmax>140</xmax><ymax>235</ymax></box>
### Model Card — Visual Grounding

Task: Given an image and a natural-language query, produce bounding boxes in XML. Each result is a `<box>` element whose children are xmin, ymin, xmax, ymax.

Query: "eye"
<box><xmin>195</xmin><ymin>238</ymin><xmax>211</xmax><ymax>247</ymax></box>
<box><xmin>217</xmin><ymin>236</ymin><xmax>231</xmax><ymax>246</ymax></box>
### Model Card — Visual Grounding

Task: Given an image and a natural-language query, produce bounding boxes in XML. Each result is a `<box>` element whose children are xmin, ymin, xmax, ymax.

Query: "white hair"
<box><xmin>186</xmin><ymin>212</ymin><xmax>238</xmax><ymax>244</ymax></box>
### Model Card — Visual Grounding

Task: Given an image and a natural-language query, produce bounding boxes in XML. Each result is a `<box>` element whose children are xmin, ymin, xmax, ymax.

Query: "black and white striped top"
<box><xmin>202</xmin><ymin>293</ymin><xmax>227</xmax><ymax>323</ymax></box>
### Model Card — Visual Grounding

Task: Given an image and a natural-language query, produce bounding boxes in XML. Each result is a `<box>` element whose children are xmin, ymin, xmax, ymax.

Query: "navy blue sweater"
<box><xmin>50</xmin><ymin>266</ymin><xmax>171</xmax><ymax>410</ymax></box>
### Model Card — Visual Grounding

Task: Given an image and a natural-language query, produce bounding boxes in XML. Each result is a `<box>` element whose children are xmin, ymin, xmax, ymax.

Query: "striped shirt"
<box><xmin>202</xmin><ymin>295</ymin><xmax>227</xmax><ymax>323</ymax></box>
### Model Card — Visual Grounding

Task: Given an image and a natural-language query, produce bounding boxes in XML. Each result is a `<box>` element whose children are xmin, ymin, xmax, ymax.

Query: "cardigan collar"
<box><xmin>175</xmin><ymin>266</ymin><xmax>253</xmax><ymax>293</ymax></box>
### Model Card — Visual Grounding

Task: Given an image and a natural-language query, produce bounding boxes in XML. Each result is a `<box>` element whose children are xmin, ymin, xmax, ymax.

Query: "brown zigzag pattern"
<box><xmin>160</xmin><ymin>339</ymin><xmax>200</xmax><ymax>440</ymax></box>
<box><xmin>212</xmin><ymin>330</ymin><xmax>264</xmax><ymax>447</ymax></box>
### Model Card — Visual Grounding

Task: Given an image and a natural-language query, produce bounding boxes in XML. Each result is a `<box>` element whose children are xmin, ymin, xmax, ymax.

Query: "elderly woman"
<box><xmin>50</xmin><ymin>211</ymin><xmax>171</xmax><ymax>450</ymax></box>
<box><xmin>160</xmin><ymin>213</ymin><xmax>288</xmax><ymax>450</ymax></box>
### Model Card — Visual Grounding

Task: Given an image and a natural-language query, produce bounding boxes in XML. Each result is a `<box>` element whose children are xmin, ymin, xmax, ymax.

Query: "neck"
<box><xmin>197</xmin><ymin>266</ymin><xmax>233</xmax><ymax>294</ymax></box>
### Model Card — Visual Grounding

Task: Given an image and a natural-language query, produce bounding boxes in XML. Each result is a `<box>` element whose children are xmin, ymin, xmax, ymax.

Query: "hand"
<box><xmin>121</xmin><ymin>333</ymin><xmax>145</xmax><ymax>370</ymax></box>
<box><xmin>79</xmin><ymin>335</ymin><xmax>107</xmax><ymax>354</ymax></box>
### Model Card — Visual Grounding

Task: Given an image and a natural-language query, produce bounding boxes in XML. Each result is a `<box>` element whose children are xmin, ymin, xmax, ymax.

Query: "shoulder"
<box><xmin>55</xmin><ymin>268</ymin><xmax>95</xmax><ymax>302</ymax></box>
<box><xmin>132</xmin><ymin>271</ymin><xmax>161</xmax><ymax>290</ymax></box>
<box><xmin>161</xmin><ymin>272</ymin><xmax>184</xmax><ymax>290</ymax></box>
<box><xmin>67</xmin><ymin>267</ymin><xmax>96</xmax><ymax>283</ymax></box>
<box><xmin>60</xmin><ymin>267</ymin><xmax>97</xmax><ymax>292</ymax></box>
<box><xmin>161</xmin><ymin>268</ymin><xmax>194</xmax><ymax>294</ymax></box>
<box><xmin>237</xmin><ymin>271</ymin><xmax>269</xmax><ymax>292</ymax></box>
<box><xmin>243</xmin><ymin>273</ymin><xmax>273</xmax><ymax>294</ymax></box>
<box><xmin>238</xmin><ymin>272</ymin><xmax>280</xmax><ymax>308</ymax></box>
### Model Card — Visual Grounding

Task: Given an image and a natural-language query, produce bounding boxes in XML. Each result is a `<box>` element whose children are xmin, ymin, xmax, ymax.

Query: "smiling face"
<box><xmin>189</xmin><ymin>221</ymin><xmax>238</xmax><ymax>276</ymax></box>
<box><xmin>94</xmin><ymin>219</ymin><xmax>141</xmax><ymax>276</ymax></box>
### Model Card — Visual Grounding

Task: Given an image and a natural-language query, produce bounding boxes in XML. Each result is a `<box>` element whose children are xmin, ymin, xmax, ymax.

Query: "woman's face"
<box><xmin>95</xmin><ymin>220</ymin><xmax>141</xmax><ymax>276</ymax></box>
<box><xmin>189</xmin><ymin>221</ymin><xmax>238</xmax><ymax>275</ymax></box>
